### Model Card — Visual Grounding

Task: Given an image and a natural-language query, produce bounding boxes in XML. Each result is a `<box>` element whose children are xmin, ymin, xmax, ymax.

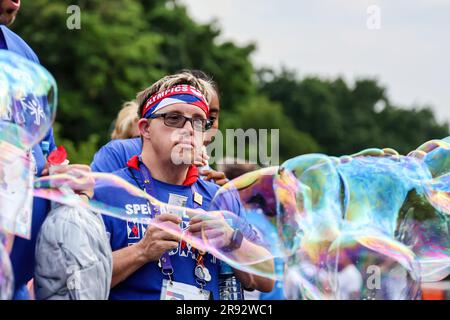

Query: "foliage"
<box><xmin>11</xmin><ymin>0</ymin><xmax>449</xmax><ymax>163</ymax></box>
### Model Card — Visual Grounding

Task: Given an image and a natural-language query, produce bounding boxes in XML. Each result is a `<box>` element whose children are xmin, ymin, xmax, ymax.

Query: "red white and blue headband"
<box><xmin>141</xmin><ymin>84</ymin><xmax>209</xmax><ymax>119</ymax></box>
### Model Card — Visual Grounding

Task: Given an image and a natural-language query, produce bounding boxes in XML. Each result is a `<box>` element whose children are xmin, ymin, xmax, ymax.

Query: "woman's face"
<box><xmin>130</xmin><ymin>118</ymin><xmax>141</xmax><ymax>138</ymax></box>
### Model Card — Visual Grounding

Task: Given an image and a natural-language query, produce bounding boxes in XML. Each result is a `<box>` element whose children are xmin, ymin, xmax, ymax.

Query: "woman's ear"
<box><xmin>138</xmin><ymin>118</ymin><xmax>151</xmax><ymax>140</ymax></box>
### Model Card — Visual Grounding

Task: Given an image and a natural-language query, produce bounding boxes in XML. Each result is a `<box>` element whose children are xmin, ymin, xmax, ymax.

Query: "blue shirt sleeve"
<box><xmin>47</xmin><ymin>128</ymin><xmax>56</xmax><ymax>152</ymax></box>
<box><xmin>1</xmin><ymin>25</ymin><xmax>54</xmax><ymax>298</ymax></box>
<box><xmin>0</xmin><ymin>25</ymin><xmax>39</xmax><ymax>63</ymax></box>
<box><xmin>91</xmin><ymin>139</ymin><xmax>142</xmax><ymax>173</ymax></box>
<box><xmin>91</xmin><ymin>143</ymin><xmax>125</xmax><ymax>173</ymax></box>
<box><xmin>40</xmin><ymin>128</ymin><xmax>56</xmax><ymax>153</ymax></box>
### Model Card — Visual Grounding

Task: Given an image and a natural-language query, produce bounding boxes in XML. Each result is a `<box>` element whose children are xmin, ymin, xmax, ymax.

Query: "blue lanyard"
<box><xmin>135</xmin><ymin>156</ymin><xmax>202</xmax><ymax>280</ymax></box>
<box><xmin>137</xmin><ymin>156</ymin><xmax>201</xmax><ymax>211</ymax></box>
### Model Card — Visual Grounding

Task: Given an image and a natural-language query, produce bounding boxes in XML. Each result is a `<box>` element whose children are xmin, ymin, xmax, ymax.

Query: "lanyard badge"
<box><xmin>193</xmin><ymin>192</ymin><xmax>203</xmax><ymax>206</ymax></box>
<box><xmin>194</xmin><ymin>253</ymin><xmax>211</xmax><ymax>291</ymax></box>
<box><xmin>136</xmin><ymin>157</ymin><xmax>211</xmax><ymax>292</ymax></box>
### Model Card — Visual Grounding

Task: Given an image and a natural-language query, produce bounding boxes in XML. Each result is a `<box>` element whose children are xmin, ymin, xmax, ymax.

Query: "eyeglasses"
<box><xmin>150</xmin><ymin>112</ymin><xmax>213</xmax><ymax>132</ymax></box>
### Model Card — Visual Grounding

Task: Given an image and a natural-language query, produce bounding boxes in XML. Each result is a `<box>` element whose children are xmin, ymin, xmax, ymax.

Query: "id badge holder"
<box><xmin>160</xmin><ymin>279</ymin><xmax>211</xmax><ymax>300</ymax></box>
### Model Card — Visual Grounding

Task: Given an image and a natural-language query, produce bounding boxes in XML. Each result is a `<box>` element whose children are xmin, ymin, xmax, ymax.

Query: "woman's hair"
<box><xmin>136</xmin><ymin>70</ymin><xmax>216</xmax><ymax>118</ymax></box>
<box><xmin>179</xmin><ymin>69</ymin><xmax>219</xmax><ymax>98</ymax></box>
<box><xmin>111</xmin><ymin>100</ymin><xmax>140</xmax><ymax>140</ymax></box>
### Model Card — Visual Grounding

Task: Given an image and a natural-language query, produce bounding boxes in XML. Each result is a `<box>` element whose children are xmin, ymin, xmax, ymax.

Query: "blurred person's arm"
<box><xmin>200</xmin><ymin>169</ymin><xmax>229</xmax><ymax>186</ymax></box>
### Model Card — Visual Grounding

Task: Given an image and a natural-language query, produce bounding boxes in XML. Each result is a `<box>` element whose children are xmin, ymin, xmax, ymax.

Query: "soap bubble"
<box><xmin>29</xmin><ymin>139</ymin><xmax>450</xmax><ymax>300</ymax></box>
<box><xmin>0</xmin><ymin>50</ymin><xmax>57</xmax><ymax>149</ymax></box>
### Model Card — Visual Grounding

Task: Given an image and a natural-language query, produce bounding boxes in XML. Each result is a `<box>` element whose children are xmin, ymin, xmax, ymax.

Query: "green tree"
<box><xmin>13</xmin><ymin>0</ymin><xmax>164</xmax><ymax>146</ymax></box>
<box><xmin>258</xmin><ymin>69</ymin><xmax>449</xmax><ymax>155</ymax></box>
<box><xmin>13</xmin><ymin>0</ymin><xmax>257</xmax><ymax>163</ymax></box>
<box><xmin>221</xmin><ymin>96</ymin><xmax>320</xmax><ymax>163</ymax></box>
<box><xmin>11</xmin><ymin>0</ymin><xmax>448</xmax><ymax>163</ymax></box>
<box><xmin>141</xmin><ymin>0</ymin><xmax>256</xmax><ymax>111</ymax></box>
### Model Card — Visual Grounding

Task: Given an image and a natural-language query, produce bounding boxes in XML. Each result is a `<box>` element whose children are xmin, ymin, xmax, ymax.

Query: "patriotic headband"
<box><xmin>142</xmin><ymin>85</ymin><xmax>209</xmax><ymax>119</ymax></box>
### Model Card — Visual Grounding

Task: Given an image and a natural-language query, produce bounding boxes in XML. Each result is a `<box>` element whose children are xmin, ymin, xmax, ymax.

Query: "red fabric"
<box><xmin>127</xmin><ymin>155</ymin><xmax>140</xmax><ymax>170</ymax></box>
<box><xmin>127</xmin><ymin>155</ymin><xmax>199</xmax><ymax>185</ymax></box>
<box><xmin>142</xmin><ymin>84</ymin><xmax>209</xmax><ymax>117</ymax></box>
<box><xmin>47</xmin><ymin>146</ymin><xmax>67</xmax><ymax>165</ymax></box>
<box><xmin>183</xmin><ymin>165</ymin><xmax>199</xmax><ymax>186</ymax></box>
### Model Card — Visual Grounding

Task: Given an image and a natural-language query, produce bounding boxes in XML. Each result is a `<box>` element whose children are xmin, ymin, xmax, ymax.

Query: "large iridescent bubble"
<box><xmin>0</xmin><ymin>50</ymin><xmax>57</xmax><ymax>149</ymax></box>
<box><xmin>0</xmin><ymin>50</ymin><xmax>57</xmax><ymax>299</ymax></box>
<box><xmin>278</xmin><ymin>142</ymin><xmax>449</xmax><ymax>300</ymax></box>
<box><xmin>34</xmin><ymin>172</ymin><xmax>276</xmax><ymax>278</ymax></box>
<box><xmin>0</xmin><ymin>141</ymin><xmax>34</xmax><ymax>240</ymax></box>
<box><xmin>0</xmin><ymin>50</ymin><xmax>57</xmax><ymax>239</ymax></box>
<box><xmin>30</xmin><ymin>139</ymin><xmax>449</xmax><ymax>300</ymax></box>
<box><xmin>5</xmin><ymin>43</ymin><xmax>447</xmax><ymax>301</ymax></box>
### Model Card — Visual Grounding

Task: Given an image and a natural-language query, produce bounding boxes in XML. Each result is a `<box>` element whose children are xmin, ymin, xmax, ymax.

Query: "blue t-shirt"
<box><xmin>94</xmin><ymin>166</ymin><xmax>252</xmax><ymax>300</ymax></box>
<box><xmin>91</xmin><ymin>138</ymin><xmax>142</xmax><ymax>173</ymax></box>
<box><xmin>1</xmin><ymin>25</ymin><xmax>56</xmax><ymax>299</ymax></box>
<box><xmin>0</xmin><ymin>26</ymin><xmax>39</xmax><ymax>62</ymax></box>
<box><xmin>9</xmin><ymin>133</ymin><xmax>56</xmax><ymax>299</ymax></box>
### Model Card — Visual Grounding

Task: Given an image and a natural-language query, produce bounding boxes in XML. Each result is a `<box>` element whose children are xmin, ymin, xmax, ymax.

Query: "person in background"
<box><xmin>186</xmin><ymin>70</ymin><xmax>227</xmax><ymax>185</ymax></box>
<box><xmin>110</xmin><ymin>100</ymin><xmax>140</xmax><ymax>140</ymax></box>
<box><xmin>1</xmin><ymin>0</ymin><xmax>94</xmax><ymax>299</ymax></box>
<box><xmin>217</xmin><ymin>159</ymin><xmax>286</xmax><ymax>300</ymax></box>
<box><xmin>217</xmin><ymin>158</ymin><xmax>260</xmax><ymax>181</ymax></box>
<box><xmin>91</xmin><ymin>70</ymin><xmax>228</xmax><ymax>186</ymax></box>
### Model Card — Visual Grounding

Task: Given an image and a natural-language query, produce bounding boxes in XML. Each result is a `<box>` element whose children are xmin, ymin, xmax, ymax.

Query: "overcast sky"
<box><xmin>182</xmin><ymin>0</ymin><xmax>450</xmax><ymax>125</ymax></box>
